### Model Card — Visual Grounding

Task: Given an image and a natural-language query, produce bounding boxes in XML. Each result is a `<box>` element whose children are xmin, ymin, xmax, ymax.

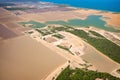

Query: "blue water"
<box><xmin>45</xmin><ymin>15</ymin><xmax>120</xmax><ymax>32</ymax></box>
<box><xmin>42</xmin><ymin>0</ymin><xmax>120</xmax><ymax>12</ymax></box>
<box><xmin>1</xmin><ymin>0</ymin><xmax>120</xmax><ymax>12</ymax></box>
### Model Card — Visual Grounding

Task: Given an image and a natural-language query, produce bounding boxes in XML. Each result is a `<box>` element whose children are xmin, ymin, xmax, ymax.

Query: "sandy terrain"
<box><xmin>45</xmin><ymin>62</ymin><xmax>68</xmax><ymax>80</ymax></box>
<box><xmin>59</xmin><ymin>31</ymin><xmax>84</xmax><ymax>56</ymax></box>
<box><xmin>44</xmin><ymin>36</ymin><xmax>57</xmax><ymax>43</ymax></box>
<box><xmin>0</xmin><ymin>35</ymin><xmax>66</xmax><ymax>80</ymax></box>
<box><xmin>4</xmin><ymin>22</ymin><xmax>26</xmax><ymax>36</ymax></box>
<box><xmin>0</xmin><ymin>15</ymin><xmax>22</xmax><ymax>24</ymax></box>
<box><xmin>0</xmin><ymin>8</ymin><xmax>12</xmax><ymax>17</ymax></box>
<box><xmin>0</xmin><ymin>8</ymin><xmax>23</xmax><ymax>24</ymax></box>
<box><xmin>74</xmin><ymin>9</ymin><xmax>100</xmax><ymax>17</ymax></box>
<box><xmin>5</xmin><ymin>22</ymin><xmax>23</xmax><ymax>29</ymax></box>
<box><xmin>0</xmin><ymin>24</ymin><xmax>18</xmax><ymax>39</ymax></box>
<box><xmin>111</xmin><ymin>68</ymin><xmax>120</xmax><ymax>78</ymax></box>
<box><xmin>0</xmin><ymin>8</ymin><xmax>26</xmax><ymax>37</ymax></box>
<box><xmin>19</xmin><ymin>9</ymin><xmax>99</xmax><ymax>22</ymax></box>
<box><xmin>19</xmin><ymin>10</ymin><xmax>91</xmax><ymax>22</ymax></box>
<box><xmin>101</xmin><ymin>13</ymin><xmax>120</xmax><ymax>29</ymax></box>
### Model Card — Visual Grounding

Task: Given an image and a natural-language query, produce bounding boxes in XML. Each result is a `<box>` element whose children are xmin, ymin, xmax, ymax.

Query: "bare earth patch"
<box><xmin>0</xmin><ymin>36</ymin><xmax>66</xmax><ymax>80</ymax></box>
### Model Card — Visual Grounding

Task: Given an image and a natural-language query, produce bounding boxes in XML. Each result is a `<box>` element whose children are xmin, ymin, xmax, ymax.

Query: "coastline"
<box><xmin>41</xmin><ymin>1</ymin><xmax>120</xmax><ymax>29</ymax></box>
<box><xmin>41</xmin><ymin>1</ymin><xmax>120</xmax><ymax>13</ymax></box>
<box><xmin>1</xmin><ymin>1</ymin><xmax>120</xmax><ymax>13</ymax></box>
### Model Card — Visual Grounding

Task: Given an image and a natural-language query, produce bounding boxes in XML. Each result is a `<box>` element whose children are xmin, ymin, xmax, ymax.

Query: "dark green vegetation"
<box><xmin>28</xmin><ymin>31</ymin><xmax>33</xmax><ymax>34</ymax></box>
<box><xmin>89</xmin><ymin>31</ymin><xmax>104</xmax><ymax>38</ymax></box>
<box><xmin>4</xmin><ymin>7</ymin><xmax>34</xmax><ymax>11</ymax></box>
<box><xmin>19</xmin><ymin>21</ymin><xmax>46</xmax><ymax>28</ymax></box>
<box><xmin>57</xmin><ymin>45</ymin><xmax>74</xmax><ymax>55</ymax></box>
<box><xmin>49</xmin><ymin>26</ymin><xmax>69</xmax><ymax>32</ymax></box>
<box><xmin>117</xmin><ymin>69</ymin><xmax>120</xmax><ymax>74</ymax></box>
<box><xmin>36</xmin><ymin>29</ymin><xmax>52</xmax><ymax>36</ymax></box>
<box><xmin>47</xmin><ymin>25</ymin><xmax>74</xmax><ymax>33</ymax></box>
<box><xmin>52</xmin><ymin>34</ymin><xmax>65</xmax><ymax>39</ymax></box>
<box><xmin>51</xmin><ymin>26</ymin><xmax>120</xmax><ymax>63</ymax></box>
<box><xmin>56</xmin><ymin>66</ymin><xmax>120</xmax><ymax>80</ymax></box>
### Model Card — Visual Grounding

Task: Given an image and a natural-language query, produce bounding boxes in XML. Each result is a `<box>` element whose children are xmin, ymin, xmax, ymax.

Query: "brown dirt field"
<box><xmin>4</xmin><ymin>22</ymin><xmax>25</xmax><ymax>36</ymax></box>
<box><xmin>18</xmin><ymin>27</ymin><xmax>32</xmax><ymax>32</ymax></box>
<box><xmin>5</xmin><ymin>22</ymin><xmax>22</xmax><ymax>29</ymax></box>
<box><xmin>0</xmin><ymin>36</ymin><xmax>66</xmax><ymax>80</ymax></box>
<box><xmin>0</xmin><ymin>15</ymin><xmax>22</xmax><ymax>24</ymax></box>
<box><xmin>0</xmin><ymin>8</ymin><xmax>11</xmax><ymax>17</ymax></box>
<box><xmin>0</xmin><ymin>8</ymin><xmax>31</xmax><ymax>39</ymax></box>
<box><xmin>0</xmin><ymin>8</ymin><xmax>24</xmax><ymax>24</ymax></box>
<box><xmin>4</xmin><ymin>22</ymin><xmax>27</xmax><ymax>35</ymax></box>
<box><xmin>0</xmin><ymin>24</ymin><xmax>18</xmax><ymax>39</ymax></box>
<box><xmin>45</xmin><ymin>37</ymin><xmax>57</xmax><ymax>43</ymax></box>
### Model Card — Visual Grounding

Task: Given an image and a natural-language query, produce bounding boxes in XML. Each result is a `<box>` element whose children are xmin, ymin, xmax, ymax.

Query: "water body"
<box><xmin>19</xmin><ymin>15</ymin><xmax>120</xmax><ymax>32</ymax></box>
<box><xmin>45</xmin><ymin>15</ymin><xmax>120</xmax><ymax>32</ymax></box>
<box><xmin>1</xmin><ymin>0</ymin><xmax>120</xmax><ymax>12</ymax></box>
<box><xmin>42</xmin><ymin>0</ymin><xmax>120</xmax><ymax>12</ymax></box>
